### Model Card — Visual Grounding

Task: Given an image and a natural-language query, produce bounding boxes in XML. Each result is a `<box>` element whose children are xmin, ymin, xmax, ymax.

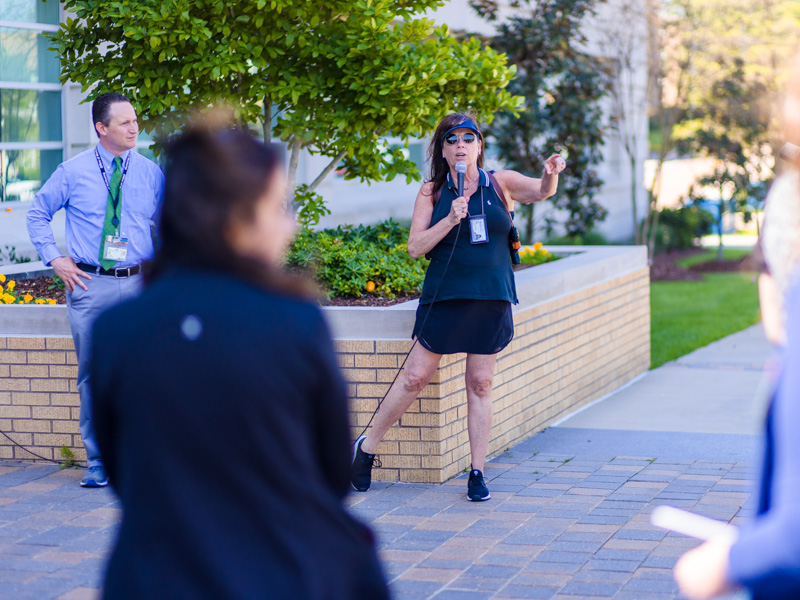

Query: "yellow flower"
<box><xmin>34</xmin><ymin>299</ymin><xmax>45</xmax><ymax>305</ymax></box>
<box><xmin>23</xmin><ymin>294</ymin><xmax>32</xmax><ymax>303</ymax></box>
<box><xmin>47</xmin><ymin>299</ymin><xmax>57</xmax><ymax>305</ymax></box>
<box><xmin>7</xmin><ymin>280</ymin><xmax>15</xmax><ymax>291</ymax></box>
<box><xmin>0</xmin><ymin>284</ymin><xmax>3</xmax><ymax>293</ymax></box>
<box><xmin>533</xmin><ymin>242</ymin><xmax>543</xmax><ymax>251</ymax></box>
<box><xmin>2</xmin><ymin>294</ymin><xmax>13</xmax><ymax>304</ymax></box>
<box><xmin>0</xmin><ymin>274</ymin><xmax>5</xmax><ymax>282</ymax></box>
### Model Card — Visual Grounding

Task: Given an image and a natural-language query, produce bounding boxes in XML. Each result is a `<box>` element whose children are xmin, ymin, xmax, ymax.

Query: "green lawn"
<box><xmin>650</xmin><ymin>272</ymin><xmax>761</xmax><ymax>369</ymax></box>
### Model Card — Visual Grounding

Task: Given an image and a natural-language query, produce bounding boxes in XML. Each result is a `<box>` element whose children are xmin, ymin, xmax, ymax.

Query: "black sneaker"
<box><xmin>467</xmin><ymin>468</ymin><xmax>490</xmax><ymax>501</ymax></box>
<box><xmin>351</xmin><ymin>436</ymin><xmax>381</xmax><ymax>492</ymax></box>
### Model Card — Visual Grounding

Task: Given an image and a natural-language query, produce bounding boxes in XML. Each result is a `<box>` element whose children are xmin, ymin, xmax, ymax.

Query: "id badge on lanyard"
<box><xmin>469</xmin><ymin>215</ymin><xmax>488</xmax><ymax>244</ymax></box>
<box><xmin>468</xmin><ymin>183</ymin><xmax>489</xmax><ymax>245</ymax></box>
<box><xmin>102</xmin><ymin>235</ymin><xmax>129</xmax><ymax>261</ymax></box>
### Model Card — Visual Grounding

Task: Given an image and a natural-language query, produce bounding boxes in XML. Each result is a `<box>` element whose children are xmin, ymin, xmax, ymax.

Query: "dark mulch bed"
<box><xmin>323</xmin><ymin>292</ymin><xmax>421</xmax><ymax>307</ymax></box>
<box><xmin>650</xmin><ymin>248</ymin><xmax>756</xmax><ymax>282</ymax></box>
<box><xmin>11</xmin><ymin>262</ymin><xmax>540</xmax><ymax>307</ymax></box>
<box><xmin>12</xmin><ymin>276</ymin><xmax>66</xmax><ymax>303</ymax></box>
<box><xmin>650</xmin><ymin>249</ymin><xmax>704</xmax><ymax>282</ymax></box>
<box><xmin>689</xmin><ymin>255</ymin><xmax>754</xmax><ymax>273</ymax></box>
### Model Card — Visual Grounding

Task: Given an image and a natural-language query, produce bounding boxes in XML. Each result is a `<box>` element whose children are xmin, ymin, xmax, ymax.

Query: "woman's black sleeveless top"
<box><xmin>419</xmin><ymin>168</ymin><xmax>518</xmax><ymax>305</ymax></box>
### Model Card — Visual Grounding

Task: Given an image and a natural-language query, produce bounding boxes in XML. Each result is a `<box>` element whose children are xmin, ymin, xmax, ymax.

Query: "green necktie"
<box><xmin>98</xmin><ymin>156</ymin><xmax>123</xmax><ymax>269</ymax></box>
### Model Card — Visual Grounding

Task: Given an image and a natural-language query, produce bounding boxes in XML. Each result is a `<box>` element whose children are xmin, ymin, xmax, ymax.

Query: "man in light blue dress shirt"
<box><xmin>27</xmin><ymin>93</ymin><xmax>164</xmax><ymax>487</ymax></box>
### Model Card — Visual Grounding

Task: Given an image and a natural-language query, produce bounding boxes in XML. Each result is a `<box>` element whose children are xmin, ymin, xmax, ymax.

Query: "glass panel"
<box><xmin>2</xmin><ymin>0</ymin><xmax>60</xmax><ymax>25</ymax></box>
<box><xmin>408</xmin><ymin>142</ymin><xmax>425</xmax><ymax>172</ymax></box>
<box><xmin>0</xmin><ymin>148</ymin><xmax>61</xmax><ymax>202</ymax></box>
<box><xmin>0</xmin><ymin>28</ymin><xmax>60</xmax><ymax>84</ymax></box>
<box><xmin>0</xmin><ymin>89</ymin><xmax>62</xmax><ymax>142</ymax></box>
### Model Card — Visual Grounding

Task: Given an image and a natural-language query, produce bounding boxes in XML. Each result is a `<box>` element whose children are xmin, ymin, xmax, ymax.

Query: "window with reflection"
<box><xmin>0</xmin><ymin>149</ymin><xmax>61</xmax><ymax>202</ymax></box>
<box><xmin>1</xmin><ymin>0</ymin><xmax>63</xmax><ymax>202</ymax></box>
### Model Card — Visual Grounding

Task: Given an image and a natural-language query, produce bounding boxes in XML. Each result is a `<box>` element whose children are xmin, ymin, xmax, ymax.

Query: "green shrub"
<box><xmin>544</xmin><ymin>231</ymin><xmax>609</xmax><ymax>246</ymax></box>
<box><xmin>286</xmin><ymin>220</ymin><xmax>428</xmax><ymax>298</ymax></box>
<box><xmin>655</xmin><ymin>205</ymin><xmax>714</xmax><ymax>251</ymax></box>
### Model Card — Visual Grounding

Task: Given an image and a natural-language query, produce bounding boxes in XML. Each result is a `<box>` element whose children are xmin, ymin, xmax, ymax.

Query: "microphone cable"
<box><xmin>0</xmin><ymin>429</ymin><xmax>87</xmax><ymax>468</ymax></box>
<box><xmin>355</xmin><ymin>215</ymin><xmax>464</xmax><ymax>441</ymax></box>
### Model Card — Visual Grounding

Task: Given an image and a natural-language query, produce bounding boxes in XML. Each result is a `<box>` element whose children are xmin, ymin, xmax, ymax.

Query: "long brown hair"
<box><xmin>147</xmin><ymin>111</ymin><xmax>316</xmax><ymax>299</ymax></box>
<box><xmin>426</xmin><ymin>111</ymin><xmax>484</xmax><ymax>201</ymax></box>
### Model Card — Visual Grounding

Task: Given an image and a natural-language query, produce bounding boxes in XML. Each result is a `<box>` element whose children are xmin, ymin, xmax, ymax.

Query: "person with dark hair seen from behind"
<box><xmin>90</xmin><ymin>111</ymin><xmax>390</xmax><ymax>600</ymax></box>
<box><xmin>351</xmin><ymin>112</ymin><xmax>566</xmax><ymax>501</ymax></box>
<box><xmin>27</xmin><ymin>93</ymin><xmax>164</xmax><ymax>488</ymax></box>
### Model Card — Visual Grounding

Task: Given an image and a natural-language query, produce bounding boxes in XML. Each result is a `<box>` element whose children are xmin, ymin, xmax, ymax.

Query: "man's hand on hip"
<box><xmin>51</xmin><ymin>257</ymin><xmax>91</xmax><ymax>292</ymax></box>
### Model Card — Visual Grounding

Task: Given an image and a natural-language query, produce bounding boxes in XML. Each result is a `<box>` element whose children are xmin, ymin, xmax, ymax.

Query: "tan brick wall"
<box><xmin>0</xmin><ymin>337</ymin><xmax>83</xmax><ymax>463</ymax></box>
<box><xmin>345</xmin><ymin>267</ymin><xmax>651</xmax><ymax>483</ymax></box>
<box><xmin>0</xmin><ymin>267</ymin><xmax>650</xmax><ymax>477</ymax></box>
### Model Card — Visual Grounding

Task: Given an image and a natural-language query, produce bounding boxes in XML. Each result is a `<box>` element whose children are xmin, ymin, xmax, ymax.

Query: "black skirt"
<box><xmin>412</xmin><ymin>299</ymin><xmax>514</xmax><ymax>355</ymax></box>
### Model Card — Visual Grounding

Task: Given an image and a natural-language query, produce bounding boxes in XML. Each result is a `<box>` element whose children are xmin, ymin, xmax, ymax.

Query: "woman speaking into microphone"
<box><xmin>351</xmin><ymin>112</ymin><xmax>566</xmax><ymax>501</ymax></box>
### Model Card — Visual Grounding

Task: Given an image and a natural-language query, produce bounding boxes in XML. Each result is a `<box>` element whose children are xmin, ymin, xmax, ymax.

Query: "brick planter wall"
<box><xmin>0</xmin><ymin>246</ymin><xmax>650</xmax><ymax>481</ymax></box>
<box><xmin>0</xmin><ymin>337</ymin><xmax>81</xmax><ymax>462</ymax></box>
<box><xmin>336</xmin><ymin>267</ymin><xmax>649</xmax><ymax>483</ymax></box>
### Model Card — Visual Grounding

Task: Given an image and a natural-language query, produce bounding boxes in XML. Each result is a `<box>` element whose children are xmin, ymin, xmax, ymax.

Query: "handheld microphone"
<box><xmin>456</xmin><ymin>161</ymin><xmax>467</xmax><ymax>197</ymax></box>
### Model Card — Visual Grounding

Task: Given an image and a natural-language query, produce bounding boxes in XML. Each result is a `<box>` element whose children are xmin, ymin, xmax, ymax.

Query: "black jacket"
<box><xmin>91</xmin><ymin>269</ymin><xmax>389</xmax><ymax>600</ymax></box>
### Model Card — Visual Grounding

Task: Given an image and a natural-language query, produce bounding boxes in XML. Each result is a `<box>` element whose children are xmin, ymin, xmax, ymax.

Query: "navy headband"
<box><xmin>442</xmin><ymin>120</ymin><xmax>482</xmax><ymax>140</ymax></box>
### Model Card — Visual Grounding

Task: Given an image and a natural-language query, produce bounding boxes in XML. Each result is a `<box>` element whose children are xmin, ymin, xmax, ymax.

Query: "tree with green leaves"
<box><xmin>678</xmin><ymin>58</ymin><xmax>771</xmax><ymax>259</ymax></box>
<box><xmin>646</xmin><ymin>0</ymin><xmax>800</xmax><ymax>255</ymax></box>
<box><xmin>53</xmin><ymin>0</ymin><xmax>522</xmax><ymax>225</ymax></box>
<box><xmin>469</xmin><ymin>0</ymin><xmax>611</xmax><ymax>241</ymax></box>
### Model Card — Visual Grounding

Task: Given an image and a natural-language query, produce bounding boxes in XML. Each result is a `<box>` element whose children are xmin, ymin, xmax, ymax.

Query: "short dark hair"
<box><xmin>92</xmin><ymin>93</ymin><xmax>131</xmax><ymax>138</ymax></box>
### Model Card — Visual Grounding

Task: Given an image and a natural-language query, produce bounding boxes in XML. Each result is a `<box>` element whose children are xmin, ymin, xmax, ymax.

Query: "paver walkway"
<box><xmin>0</xmin><ymin>325</ymin><xmax>769</xmax><ymax>599</ymax></box>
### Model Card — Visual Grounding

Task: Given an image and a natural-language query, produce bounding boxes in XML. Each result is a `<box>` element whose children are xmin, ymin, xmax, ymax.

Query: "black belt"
<box><xmin>76</xmin><ymin>262</ymin><xmax>142</xmax><ymax>278</ymax></box>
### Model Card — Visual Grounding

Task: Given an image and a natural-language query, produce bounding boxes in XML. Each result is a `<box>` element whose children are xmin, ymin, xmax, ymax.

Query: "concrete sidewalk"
<box><xmin>0</xmin><ymin>325</ymin><xmax>770</xmax><ymax>599</ymax></box>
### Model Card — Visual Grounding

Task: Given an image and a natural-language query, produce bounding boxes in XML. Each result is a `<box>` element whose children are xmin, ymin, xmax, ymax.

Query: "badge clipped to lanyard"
<box><xmin>102</xmin><ymin>235</ymin><xmax>129</xmax><ymax>261</ymax></box>
<box><xmin>95</xmin><ymin>149</ymin><xmax>131</xmax><ymax>262</ymax></box>
<box><xmin>468</xmin><ymin>184</ymin><xmax>489</xmax><ymax>245</ymax></box>
<box><xmin>469</xmin><ymin>215</ymin><xmax>488</xmax><ymax>244</ymax></box>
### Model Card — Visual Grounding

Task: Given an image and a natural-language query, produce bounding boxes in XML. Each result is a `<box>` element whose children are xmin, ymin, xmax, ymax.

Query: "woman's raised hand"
<box><xmin>544</xmin><ymin>154</ymin><xmax>567</xmax><ymax>175</ymax></box>
<box><xmin>449</xmin><ymin>196</ymin><xmax>469</xmax><ymax>225</ymax></box>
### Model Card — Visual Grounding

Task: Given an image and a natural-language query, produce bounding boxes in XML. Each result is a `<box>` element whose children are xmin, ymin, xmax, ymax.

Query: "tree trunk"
<box><xmin>287</xmin><ymin>138</ymin><xmax>301</xmax><ymax>209</ymax></box>
<box><xmin>525</xmin><ymin>204</ymin><xmax>534</xmax><ymax>244</ymax></box>
<box><xmin>717</xmin><ymin>194</ymin><xmax>724</xmax><ymax>261</ymax></box>
<box><xmin>755</xmin><ymin>208</ymin><xmax>761</xmax><ymax>238</ymax></box>
<box><xmin>631</xmin><ymin>153</ymin><xmax>639</xmax><ymax>244</ymax></box>
<box><xmin>647</xmin><ymin>205</ymin><xmax>660</xmax><ymax>259</ymax></box>
<box><xmin>263</xmin><ymin>99</ymin><xmax>271</xmax><ymax>144</ymax></box>
<box><xmin>643</xmin><ymin>152</ymin><xmax>667</xmax><ymax>258</ymax></box>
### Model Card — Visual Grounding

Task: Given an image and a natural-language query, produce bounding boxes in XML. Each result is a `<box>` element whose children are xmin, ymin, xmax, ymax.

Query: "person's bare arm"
<box><xmin>407</xmin><ymin>183</ymin><xmax>468</xmax><ymax>259</ymax></box>
<box><xmin>493</xmin><ymin>154</ymin><xmax>567</xmax><ymax>207</ymax></box>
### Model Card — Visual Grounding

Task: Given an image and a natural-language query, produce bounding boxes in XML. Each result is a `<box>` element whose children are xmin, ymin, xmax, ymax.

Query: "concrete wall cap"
<box><xmin>0</xmin><ymin>246</ymin><xmax>648</xmax><ymax>339</ymax></box>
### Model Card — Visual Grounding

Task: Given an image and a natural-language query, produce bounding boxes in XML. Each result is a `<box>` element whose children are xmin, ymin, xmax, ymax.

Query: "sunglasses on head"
<box><xmin>444</xmin><ymin>132</ymin><xmax>478</xmax><ymax>145</ymax></box>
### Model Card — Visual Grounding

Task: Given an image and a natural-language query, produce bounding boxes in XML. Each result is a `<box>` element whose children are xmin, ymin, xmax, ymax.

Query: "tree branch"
<box><xmin>307</xmin><ymin>148</ymin><xmax>348</xmax><ymax>194</ymax></box>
